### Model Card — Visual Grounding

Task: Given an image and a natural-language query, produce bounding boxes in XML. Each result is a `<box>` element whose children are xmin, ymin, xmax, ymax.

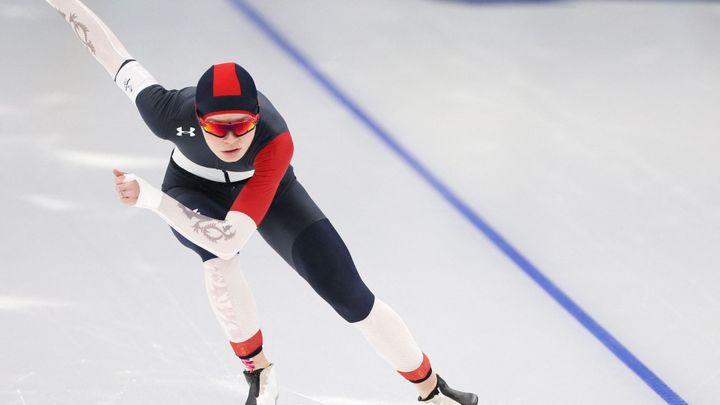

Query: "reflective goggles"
<box><xmin>197</xmin><ymin>110</ymin><xmax>260</xmax><ymax>138</ymax></box>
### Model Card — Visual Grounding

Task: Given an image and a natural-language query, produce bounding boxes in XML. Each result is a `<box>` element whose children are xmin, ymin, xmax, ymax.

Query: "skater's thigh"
<box><xmin>257</xmin><ymin>179</ymin><xmax>326</xmax><ymax>267</ymax></box>
<box><xmin>258</xmin><ymin>179</ymin><xmax>374</xmax><ymax>322</ymax></box>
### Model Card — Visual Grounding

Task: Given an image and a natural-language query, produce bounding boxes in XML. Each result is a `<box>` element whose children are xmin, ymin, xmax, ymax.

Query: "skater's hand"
<box><xmin>113</xmin><ymin>169</ymin><xmax>139</xmax><ymax>206</ymax></box>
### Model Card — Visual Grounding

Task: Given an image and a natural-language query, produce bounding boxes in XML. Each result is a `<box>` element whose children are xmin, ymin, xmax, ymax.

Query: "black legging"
<box><xmin>161</xmin><ymin>159</ymin><xmax>375</xmax><ymax>323</ymax></box>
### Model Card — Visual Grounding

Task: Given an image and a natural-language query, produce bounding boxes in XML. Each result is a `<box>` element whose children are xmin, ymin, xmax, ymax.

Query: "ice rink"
<box><xmin>1</xmin><ymin>0</ymin><xmax>719</xmax><ymax>404</ymax></box>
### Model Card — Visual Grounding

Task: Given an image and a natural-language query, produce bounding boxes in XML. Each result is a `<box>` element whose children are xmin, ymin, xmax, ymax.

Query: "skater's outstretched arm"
<box><xmin>45</xmin><ymin>0</ymin><xmax>157</xmax><ymax>102</ymax></box>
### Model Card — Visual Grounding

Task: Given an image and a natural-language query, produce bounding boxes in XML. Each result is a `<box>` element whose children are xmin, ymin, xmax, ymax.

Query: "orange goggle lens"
<box><xmin>199</xmin><ymin>114</ymin><xmax>260</xmax><ymax>138</ymax></box>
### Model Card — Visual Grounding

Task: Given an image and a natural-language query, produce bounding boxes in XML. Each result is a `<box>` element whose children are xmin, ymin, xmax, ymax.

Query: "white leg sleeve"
<box><xmin>354</xmin><ymin>299</ymin><xmax>425</xmax><ymax>372</ymax></box>
<box><xmin>203</xmin><ymin>256</ymin><xmax>260</xmax><ymax>343</ymax></box>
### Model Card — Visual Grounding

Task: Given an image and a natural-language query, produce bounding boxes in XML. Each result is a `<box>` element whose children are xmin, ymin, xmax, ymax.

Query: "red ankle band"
<box><xmin>399</xmin><ymin>353</ymin><xmax>433</xmax><ymax>383</ymax></box>
<box><xmin>230</xmin><ymin>330</ymin><xmax>263</xmax><ymax>359</ymax></box>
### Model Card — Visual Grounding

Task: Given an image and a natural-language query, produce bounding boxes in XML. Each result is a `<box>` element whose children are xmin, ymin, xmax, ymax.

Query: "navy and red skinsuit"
<box><xmin>135</xmin><ymin>84</ymin><xmax>375</xmax><ymax>323</ymax></box>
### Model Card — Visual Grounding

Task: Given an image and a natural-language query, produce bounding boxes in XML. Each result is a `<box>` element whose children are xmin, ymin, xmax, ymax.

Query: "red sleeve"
<box><xmin>230</xmin><ymin>132</ymin><xmax>293</xmax><ymax>225</ymax></box>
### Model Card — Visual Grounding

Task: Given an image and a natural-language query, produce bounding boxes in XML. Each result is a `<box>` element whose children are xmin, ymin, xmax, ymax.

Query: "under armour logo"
<box><xmin>177</xmin><ymin>127</ymin><xmax>196</xmax><ymax>137</ymax></box>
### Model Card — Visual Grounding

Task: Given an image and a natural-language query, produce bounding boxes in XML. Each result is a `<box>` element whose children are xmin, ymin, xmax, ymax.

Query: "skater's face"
<box><xmin>201</xmin><ymin>112</ymin><xmax>256</xmax><ymax>162</ymax></box>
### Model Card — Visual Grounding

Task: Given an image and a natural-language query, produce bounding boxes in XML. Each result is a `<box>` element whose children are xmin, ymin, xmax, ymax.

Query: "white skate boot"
<box><xmin>243</xmin><ymin>364</ymin><xmax>279</xmax><ymax>405</ymax></box>
<box><xmin>419</xmin><ymin>375</ymin><xmax>478</xmax><ymax>405</ymax></box>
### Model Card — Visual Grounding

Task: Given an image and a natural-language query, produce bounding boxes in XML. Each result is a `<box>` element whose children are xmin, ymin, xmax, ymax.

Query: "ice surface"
<box><xmin>1</xmin><ymin>0</ymin><xmax>719</xmax><ymax>404</ymax></box>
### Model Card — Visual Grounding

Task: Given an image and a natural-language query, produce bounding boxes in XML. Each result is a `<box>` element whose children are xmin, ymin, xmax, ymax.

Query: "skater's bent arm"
<box><xmin>152</xmin><ymin>189</ymin><xmax>258</xmax><ymax>261</ymax></box>
<box><xmin>117</xmin><ymin>173</ymin><xmax>257</xmax><ymax>260</ymax></box>
<box><xmin>114</xmin><ymin>133</ymin><xmax>294</xmax><ymax>260</ymax></box>
<box><xmin>46</xmin><ymin>0</ymin><xmax>157</xmax><ymax>102</ymax></box>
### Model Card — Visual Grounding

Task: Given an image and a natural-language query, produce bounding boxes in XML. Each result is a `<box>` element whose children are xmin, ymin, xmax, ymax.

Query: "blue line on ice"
<box><xmin>226</xmin><ymin>1</ymin><xmax>688</xmax><ymax>404</ymax></box>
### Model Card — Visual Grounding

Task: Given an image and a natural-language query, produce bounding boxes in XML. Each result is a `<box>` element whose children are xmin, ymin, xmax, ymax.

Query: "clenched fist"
<box><xmin>113</xmin><ymin>169</ymin><xmax>139</xmax><ymax>206</ymax></box>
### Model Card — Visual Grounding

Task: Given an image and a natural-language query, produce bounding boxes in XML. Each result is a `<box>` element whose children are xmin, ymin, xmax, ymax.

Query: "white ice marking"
<box><xmin>0</xmin><ymin>5</ymin><xmax>37</xmax><ymax>20</ymax></box>
<box><xmin>16</xmin><ymin>389</ymin><xmax>27</xmax><ymax>405</ymax></box>
<box><xmin>695</xmin><ymin>366</ymin><xmax>720</xmax><ymax>392</ymax></box>
<box><xmin>280</xmin><ymin>389</ymin><xmax>328</xmax><ymax>405</ymax></box>
<box><xmin>34</xmin><ymin>92</ymin><xmax>80</xmax><ymax>105</ymax></box>
<box><xmin>55</xmin><ymin>149</ymin><xmax>166</xmax><ymax>169</ymax></box>
<box><xmin>312</xmin><ymin>397</ymin><xmax>409</xmax><ymax>405</ymax></box>
<box><xmin>17</xmin><ymin>193</ymin><xmax>79</xmax><ymax>212</ymax></box>
<box><xmin>15</xmin><ymin>372</ymin><xmax>35</xmax><ymax>384</ymax></box>
<box><xmin>0</xmin><ymin>296</ymin><xmax>71</xmax><ymax>311</ymax></box>
<box><xmin>0</xmin><ymin>103</ymin><xmax>21</xmax><ymax>116</ymax></box>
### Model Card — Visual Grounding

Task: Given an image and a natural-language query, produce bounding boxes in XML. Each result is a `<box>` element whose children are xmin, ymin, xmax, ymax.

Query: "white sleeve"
<box><xmin>46</xmin><ymin>0</ymin><xmax>158</xmax><ymax>101</ymax></box>
<box><xmin>123</xmin><ymin>174</ymin><xmax>257</xmax><ymax>260</ymax></box>
<box><xmin>114</xmin><ymin>60</ymin><xmax>159</xmax><ymax>103</ymax></box>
